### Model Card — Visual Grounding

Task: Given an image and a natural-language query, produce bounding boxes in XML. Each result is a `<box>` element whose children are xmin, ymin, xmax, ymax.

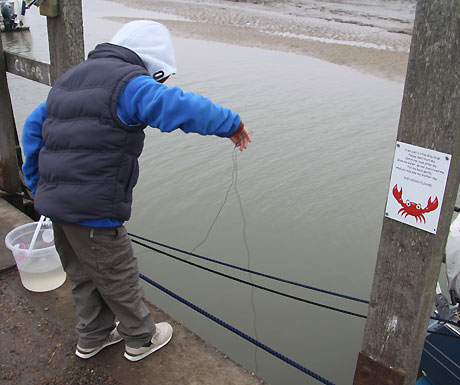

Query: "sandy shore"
<box><xmin>106</xmin><ymin>0</ymin><xmax>411</xmax><ymax>82</ymax></box>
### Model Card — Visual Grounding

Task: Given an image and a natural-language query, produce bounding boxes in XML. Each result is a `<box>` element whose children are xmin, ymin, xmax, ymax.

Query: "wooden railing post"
<box><xmin>0</xmin><ymin>0</ymin><xmax>85</xmax><ymax>212</ymax></box>
<box><xmin>45</xmin><ymin>0</ymin><xmax>84</xmax><ymax>84</ymax></box>
<box><xmin>353</xmin><ymin>1</ymin><xmax>460</xmax><ymax>384</ymax></box>
<box><xmin>0</xmin><ymin>31</ymin><xmax>23</xmax><ymax>209</ymax></box>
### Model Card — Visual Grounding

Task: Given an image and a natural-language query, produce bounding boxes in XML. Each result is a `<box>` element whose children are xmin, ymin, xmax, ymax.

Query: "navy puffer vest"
<box><xmin>35</xmin><ymin>43</ymin><xmax>150</xmax><ymax>223</ymax></box>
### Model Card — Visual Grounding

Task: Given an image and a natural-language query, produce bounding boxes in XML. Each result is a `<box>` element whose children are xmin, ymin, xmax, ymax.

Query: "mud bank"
<box><xmin>105</xmin><ymin>0</ymin><xmax>412</xmax><ymax>82</ymax></box>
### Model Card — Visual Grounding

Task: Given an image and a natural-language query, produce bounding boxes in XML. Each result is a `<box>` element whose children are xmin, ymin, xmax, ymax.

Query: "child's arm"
<box><xmin>118</xmin><ymin>76</ymin><xmax>251</xmax><ymax>149</ymax></box>
<box><xmin>22</xmin><ymin>101</ymin><xmax>47</xmax><ymax>194</ymax></box>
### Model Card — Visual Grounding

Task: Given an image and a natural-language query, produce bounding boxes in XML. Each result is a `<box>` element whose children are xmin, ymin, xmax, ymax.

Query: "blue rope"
<box><xmin>132</xmin><ymin>238</ymin><xmax>368</xmax><ymax>319</ymax></box>
<box><xmin>131</xmin><ymin>233</ymin><xmax>460</xmax><ymax>327</ymax></box>
<box><xmin>139</xmin><ymin>273</ymin><xmax>337</xmax><ymax>385</ymax></box>
<box><xmin>129</xmin><ymin>232</ymin><xmax>369</xmax><ymax>304</ymax></box>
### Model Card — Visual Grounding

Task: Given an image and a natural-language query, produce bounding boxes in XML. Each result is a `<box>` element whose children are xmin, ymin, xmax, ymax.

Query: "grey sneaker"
<box><xmin>76</xmin><ymin>323</ymin><xmax>122</xmax><ymax>359</ymax></box>
<box><xmin>124</xmin><ymin>322</ymin><xmax>173</xmax><ymax>362</ymax></box>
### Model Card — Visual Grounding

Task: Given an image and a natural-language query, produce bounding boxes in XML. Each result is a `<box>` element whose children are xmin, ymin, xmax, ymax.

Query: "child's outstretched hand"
<box><xmin>229</xmin><ymin>123</ymin><xmax>252</xmax><ymax>151</ymax></box>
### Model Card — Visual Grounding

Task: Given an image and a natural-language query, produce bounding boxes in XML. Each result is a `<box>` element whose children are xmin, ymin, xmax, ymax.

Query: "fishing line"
<box><xmin>232</xmin><ymin>148</ymin><xmax>260</xmax><ymax>375</ymax></box>
<box><xmin>188</xmin><ymin>145</ymin><xmax>260</xmax><ymax>375</ymax></box>
<box><xmin>188</xmin><ymin>148</ymin><xmax>237</xmax><ymax>257</ymax></box>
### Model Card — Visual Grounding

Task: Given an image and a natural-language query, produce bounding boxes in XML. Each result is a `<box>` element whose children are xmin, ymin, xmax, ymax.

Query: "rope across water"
<box><xmin>129</xmin><ymin>233</ymin><xmax>369</xmax><ymax>304</ymax></box>
<box><xmin>131</xmin><ymin>238</ymin><xmax>368</xmax><ymax>319</ymax></box>
<box><xmin>131</xmin><ymin>234</ymin><xmax>460</xmax><ymax>330</ymax></box>
<box><xmin>140</xmin><ymin>273</ymin><xmax>337</xmax><ymax>385</ymax></box>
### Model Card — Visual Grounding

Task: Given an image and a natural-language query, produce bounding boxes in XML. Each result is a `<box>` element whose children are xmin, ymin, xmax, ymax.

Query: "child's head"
<box><xmin>110</xmin><ymin>20</ymin><xmax>176</xmax><ymax>82</ymax></box>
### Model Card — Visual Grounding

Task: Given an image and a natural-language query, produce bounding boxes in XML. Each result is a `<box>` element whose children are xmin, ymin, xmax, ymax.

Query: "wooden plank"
<box><xmin>4</xmin><ymin>51</ymin><xmax>51</xmax><ymax>86</ymax></box>
<box><xmin>353</xmin><ymin>1</ymin><xmax>460</xmax><ymax>384</ymax></box>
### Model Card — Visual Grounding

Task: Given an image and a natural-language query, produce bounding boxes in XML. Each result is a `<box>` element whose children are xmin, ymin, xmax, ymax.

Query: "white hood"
<box><xmin>110</xmin><ymin>20</ymin><xmax>176</xmax><ymax>81</ymax></box>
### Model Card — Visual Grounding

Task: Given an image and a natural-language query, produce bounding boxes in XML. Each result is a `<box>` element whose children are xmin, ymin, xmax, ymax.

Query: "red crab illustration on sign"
<box><xmin>392</xmin><ymin>185</ymin><xmax>438</xmax><ymax>223</ymax></box>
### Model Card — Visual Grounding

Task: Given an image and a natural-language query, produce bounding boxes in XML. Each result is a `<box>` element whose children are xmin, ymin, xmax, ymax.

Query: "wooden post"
<box><xmin>0</xmin><ymin>0</ymin><xmax>84</xmax><ymax>211</ymax></box>
<box><xmin>353</xmin><ymin>1</ymin><xmax>460</xmax><ymax>385</ymax></box>
<box><xmin>45</xmin><ymin>0</ymin><xmax>84</xmax><ymax>84</ymax></box>
<box><xmin>0</xmin><ymin>31</ymin><xmax>23</xmax><ymax>209</ymax></box>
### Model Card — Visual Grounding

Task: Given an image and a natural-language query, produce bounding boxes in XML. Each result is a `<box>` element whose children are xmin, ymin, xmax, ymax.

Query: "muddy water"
<box><xmin>3</xmin><ymin>2</ymin><xmax>409</xmax><ymax>384</ymax></box>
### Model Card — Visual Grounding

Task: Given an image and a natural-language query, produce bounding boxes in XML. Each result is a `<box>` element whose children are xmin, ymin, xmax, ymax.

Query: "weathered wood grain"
<box><xmin>354</xmin><ymin>1</ymin><xmax>460</xmax><ymax>384</ymax></box>
<box><xmin>46</xmin><ymin>0</ymin><xmax>84</xmax><ymax>84</ymax></box>
<box><xmin>4</xmin><ymin>51</ymin><xmax>51</xmax><ymax>86</ymax></box>
<box><xmin>0</xmin><ymin>33</ymin><xmax>24</xmax><ymax>208</ymax></box>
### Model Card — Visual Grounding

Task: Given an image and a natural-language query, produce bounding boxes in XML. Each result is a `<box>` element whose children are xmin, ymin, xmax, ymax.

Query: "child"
<box><xmin>21</xmin><ymin>20</ymin><xmax>251</xmax><ymax>362</ymax></box>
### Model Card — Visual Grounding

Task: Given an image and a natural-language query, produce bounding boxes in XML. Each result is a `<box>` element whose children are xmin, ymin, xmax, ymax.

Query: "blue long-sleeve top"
<box><xmin>22</xmin><ymin>75</ymin><xmax>241</xmax><ymax>227</ymax></box>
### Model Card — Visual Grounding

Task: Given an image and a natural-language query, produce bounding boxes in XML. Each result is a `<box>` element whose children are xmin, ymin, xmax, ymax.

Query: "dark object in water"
<box><xmin>1</xmin><ymin>1</ymin><xmax>29</xmax><ymax>32</ymax></box>
<box><xmin>1</xmin><ymin>2</ymin><xmax>17</xmax><ymax>31</ymax></box>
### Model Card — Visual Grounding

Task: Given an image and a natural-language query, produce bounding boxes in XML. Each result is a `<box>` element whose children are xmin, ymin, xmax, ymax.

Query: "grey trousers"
<box><xmin>52</xmin><ymin>223</ymin><xmax>156</xmax><ymax>349</ymax></box>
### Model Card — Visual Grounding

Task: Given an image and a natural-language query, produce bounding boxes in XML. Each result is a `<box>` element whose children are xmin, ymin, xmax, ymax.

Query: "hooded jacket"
<box><xmin>34</xmin><ymin>43</ymin><xmax>150</xmax><ymax>223</ymax></box>
<box><xmin>22</xmin><ymin>21</ymin><xmax>242</xmax><ymax>225</ymax></box>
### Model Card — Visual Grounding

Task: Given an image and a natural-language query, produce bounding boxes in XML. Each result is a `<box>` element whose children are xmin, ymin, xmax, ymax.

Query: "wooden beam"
<box><xmin>4</xmin><ymin>51</ymin><xmax>51</xmax><ymax>86</ymax></box>
<box><xmin>353</xmin><ymin>1</ymin><xmax>460</xmax><ymax>384</ymax></box>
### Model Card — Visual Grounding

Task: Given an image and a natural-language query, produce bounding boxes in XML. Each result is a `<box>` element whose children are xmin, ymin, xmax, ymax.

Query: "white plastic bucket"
<box><xmin>4</xmin><ymin>220</ymin><xmax>66</xmax><ymax>292</ymax></box>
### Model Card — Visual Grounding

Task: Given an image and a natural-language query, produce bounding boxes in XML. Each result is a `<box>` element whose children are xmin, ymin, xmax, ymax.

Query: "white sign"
<box><xmin>385</xmin><ymin>141</ymin><xmax>451</xmax><ymax>234</ymax></box>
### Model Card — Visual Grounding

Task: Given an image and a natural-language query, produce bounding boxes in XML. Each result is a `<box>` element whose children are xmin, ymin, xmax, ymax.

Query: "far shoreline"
<box><xmin>105</xmin><ymin>0</ymin><xmax>410</xmax><ymax>83</ymax></box>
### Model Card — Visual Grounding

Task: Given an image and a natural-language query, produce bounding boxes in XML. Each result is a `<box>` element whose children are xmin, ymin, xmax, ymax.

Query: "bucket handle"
<box><xmin>28</xmin><ymin>215</ymin><xmax>49</xmax><ymax>254</ymax></box>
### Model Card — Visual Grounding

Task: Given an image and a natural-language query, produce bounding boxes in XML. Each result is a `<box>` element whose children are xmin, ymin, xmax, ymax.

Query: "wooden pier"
<box><xmin>2</xmin><ymin>1</ymin><xmax>460</xmax><ymax>384</ymax></box>
<box><xmin>0</xmin><ymin>1</ymin><xmax>264</xmax><ymax>383</ymax></box>
<box><xmin>0</xmin><ymin>198</ymin><xmax>265</xmax><ymax>384</ymax></box>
